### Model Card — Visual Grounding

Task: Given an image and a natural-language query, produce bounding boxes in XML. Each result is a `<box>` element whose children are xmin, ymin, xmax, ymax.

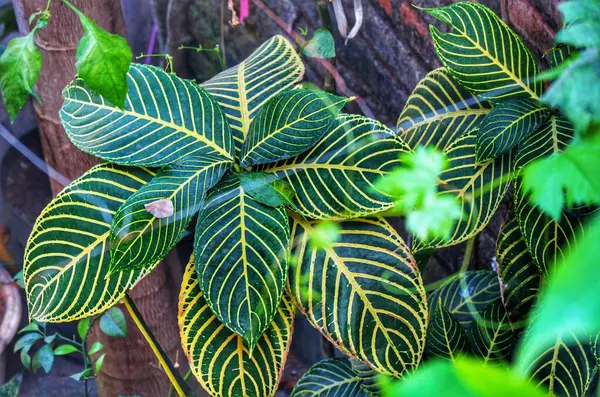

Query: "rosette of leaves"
<box><xmin>23</xmin><ymin>35</ymin><xmax>429</xmax><ymax>396</ymax></box>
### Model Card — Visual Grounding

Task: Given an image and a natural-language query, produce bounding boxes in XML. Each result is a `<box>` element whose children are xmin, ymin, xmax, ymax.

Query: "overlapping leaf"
<box><xmin>201</xmin><ymin>35</ymin><xmax>305</xmax><ymax>155</ymax></box>
<box><xmin>194</xmin><ymin>174</ymin><xmax>289</xmax><ymax>351</ymax></box>
<box><xmin>547</xmin><ymin>44</ymin><xmax>574</xmax><ymax>69</ymax></box>
<box><xmin>109</xmin><ymin>156</ymin><xmax>230</xmax><ymax>273</ymax></box>
<box><xmin>350</xmin><ymin>359</ymin><xmax>385</xmax><ymax>397</ymax></box>
<box><xmin>397</xmin><ymin>68</ymin><xmax>491</xmax><ymax>151</ymax></box>
<box><xmin>260</xmin><ymin>114</ymin><xmax>409</xmax><ymax>219</ymax></box>
<box><xmin>426</xmin><ymin>297</ymin><xmax>470</xmax><ymax>361</ymax></box>
<box><xmin>289</xmin><ymin>215</ymin><xmax>428</xmax><ymax>377</ymax></box>
<box><xmin>476</xmin><ymin>99</ymin><xmax>549</xmax><ymax>162</ymax></box>
<box><xmin>24</xmin><ymin>163</ymin><xmax>156</xmax><ymax>322</ymax></box>
<box><xmin>291</xmin><ymin>358</ymin><xmax>366</xmax><ymax>397</ymax></box>
<box><xmin>496</xmin><ymin>217</ymin><xmax>541</xmax><ymax>325</ymax></box>
<box><xmin>412</xmin><ymin>130</ymin><xmax>513</xmax><ymax>252</ymax></box>
<box><xmin>60</xmin><ymin>63</ymin><xmax>234</xmax><ymax>166</ymax></box>
<box><xmin>240</xmin><ymin>89</ymin><xmax>348</xmax><ymax>166</ymax></box>
<box><xmin>514</xmin><ymin>116</ymin><xmax>585</xmax><ymax>275</ymax></box>
<box><xmin>178</xmin><ymin>256</ymin><xmax>294</xmax><ymax>397</ymax></box>
<box><xmin>467</xmin><ymin>301</ymin><xmax>515</xmax><ymax>362</ymax></box>
<box><xmin>424</xmin><ymin>2</ymin><xmax>541</xmax><ymax>102</ymax></box>
<box><xmin>428</xmin><ymin>270</ymin><xmax>500</xmax><ymax>327</ymax></box>
<box><xmin>520</xmin><ymin>329</ymin><xmax>598</xmax><ymax>397</ymax></box>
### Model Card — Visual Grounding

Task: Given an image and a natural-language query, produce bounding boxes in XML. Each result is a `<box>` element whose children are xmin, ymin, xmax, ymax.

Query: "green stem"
<box><xmin>123</xmin><ymin>293</ymin><xmax>192</xmax><ymax>397</ymax></box>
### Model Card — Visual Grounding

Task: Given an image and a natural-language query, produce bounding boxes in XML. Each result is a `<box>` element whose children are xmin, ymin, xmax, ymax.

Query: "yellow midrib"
<box><xmin>66</xmin><ymin>97</ymin><xmax>233</xmax><ymax>161</ymax></box>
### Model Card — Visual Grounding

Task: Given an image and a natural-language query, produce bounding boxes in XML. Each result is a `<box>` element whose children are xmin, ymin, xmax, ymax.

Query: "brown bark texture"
<box><xmin>11</xmin><ymin>1</ymin><xmax>182</xmax><ymax>396</ymax></box>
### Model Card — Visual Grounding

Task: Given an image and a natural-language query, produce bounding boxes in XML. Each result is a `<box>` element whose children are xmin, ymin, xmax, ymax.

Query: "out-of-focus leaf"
<box><xmin>32</xmin><ymin>344</ymin><xmax>54</xmax><ymax>374</ymax></box>
<box><xmin>0</xmin><ymin>373</ymin><xmax>22</xmax><ymax>397</ymax></box>
<box><xmin>303</xmin><ymin>28</ymin><xmax>336</xmax><ymax>58</ymax></box>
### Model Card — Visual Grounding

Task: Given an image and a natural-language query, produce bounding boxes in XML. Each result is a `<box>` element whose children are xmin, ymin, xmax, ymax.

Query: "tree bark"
<box><xmin>12</xmin><ymin>1</ymin><xmax>182</xmax><ymax>395</ymax></box>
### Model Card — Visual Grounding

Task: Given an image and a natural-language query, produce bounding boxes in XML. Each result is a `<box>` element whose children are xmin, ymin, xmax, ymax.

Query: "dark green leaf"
<box><xmin>426</xmin><ymin>297</ymin><xmax>471</xmax><ymax>361</ymax></box>
<box><xmin>496</xmin><ymin>217</ymin><xmax>541</xmax><ymax>325</ymax></box>
<box><xmin>194</xmin><ymin>174</ymin><xmax>290</xmax><ymax>351</ymax></box>
<box><xmin>476</xmin><ymin>99</ymin><xmax>549</xmax><ymax>162</ymax></box>
<box><xmin>53</xmin><ymin>344</ymin><xmax>79</xmax><ymax>356</ymax></box>
<box><xmin>64</xmin><ymin>1</ymin><xmax>132</xmax><ymax>108</ymax></box>
<box><xmin>239</xmin><ymin>172</ymin><xmax>295</xmax><ymax>207</ymax></box>
<box><xmin>240</xmin><ymin>89</ymin><xmax>349</xmax><ymax>166</ymax></box>
<box><xmin>109</xmin><ymin>156</ymin><xmax>230</xmax><ymax>273</ymax></box>
<box><xmin>78</xmin><ymin>318</ymin><xmax>91</xmax><ymax>340</ymax></box>
<box><xmin>259</xmin><ymin>114</ymin><xmax>409</xmax><ymax>219</ymax></box>
<box><xmin>99</xmin><ymin>307</ymin><xmax>127</xmax><ymax>337</ymax></box>
<box><xmin>382</xmin><ymin>357</ymin><xmax>547</xmax><ymax>397</ymax></box>
<box><xmin>0</xmin><ymin>373</ymin><xmax>22</xmax><ymax>397</ymax></box>
<box><xmin>18</xmin><ymin>322</ymin><xmax>39</xmax><ymax>334</ymax></box>
<box><xmin>423</xmin><ymin>2</ymin><xmax>541</xmax><ymax>102</ymax></box>
<box><xmin>350</xmin><ymin>359</ymin><xmax>387</xmax><ymax>397</ymax></box>
<box><xmin>291</xmin><ymin>358</ymin><xmax>366</xmax><ymax>397</ymax></box>
<box><xmin>468</xmin><ymin>301</ymin><xmax>516</xmax><ymax>362</ymax></box>
<box><xmin>13</xmin><ymin>333</ymin><xmax>42</xmax><ymax>353</ymax></box>
<box><xmin>397</xmin><ymin>68</ymin><xmax>491</xmax><ymax>151</ymax></box>
<box><xmin>303</xmin><ymin>28</ymin><xmax>336</xmax><ymax>59</ymax></box>
<box><xmin>20</xmin><ymin>349</ymin><xmax>30</xmax><ymax>370</ymax></box>
<box><xmin>32</xmin><ymin>344</ymin><xmax>54</xmax><ymax>374</ymax></box>
<box><xmin>547</xmin><ymin>44</ymin><xmax>575</xmax><ymax>69</ymax></box>
<box><xmin>60</xmin><ymin>63</ymin><xmax>234</xmax><ymax>167</ymax></box>
<box><xmin>0</xmin><ymin>30</ymin><xmax>42</xmax><ymax>121</ymax></box>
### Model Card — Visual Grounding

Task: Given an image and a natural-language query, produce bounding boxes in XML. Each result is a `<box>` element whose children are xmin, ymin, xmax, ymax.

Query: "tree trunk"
<box><xmin>12</xmin><ymin>1</ymin><xmax>182</xmax><ymax>395</ymax></box>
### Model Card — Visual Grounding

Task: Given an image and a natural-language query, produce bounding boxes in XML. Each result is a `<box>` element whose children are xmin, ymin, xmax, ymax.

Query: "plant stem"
<box><xmin>168</xmin><ymin>370</ymin><xmax>193</xmax><ymax>397</ymax></box>
<box><xmin>123</xmin><ymin>293</ymin><xmax>192</xmax><ymax>397</ymax></box>
<box><xmin>314</xmin><ymin>0</ymin><xmax>336</xmax><ymax>92</ymax></box>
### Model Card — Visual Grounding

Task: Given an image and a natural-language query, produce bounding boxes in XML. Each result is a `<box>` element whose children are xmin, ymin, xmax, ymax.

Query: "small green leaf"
<box><xmin>32</xmin><ymin>344</ymin><xmax>54</xmax><ymax>374</ymax></box>
<box><xmin>303</xmin><ymin>28</ymin><xmax>336</xmax><ymax>59</ymax></box>
<box><xmin>13</xmin><ymin>270</ymin><xmax>25</xmax><ymax>289</ymax></box>
<box><xmin>70</xmin><ymin>368</ymin><xmax>92</xmax><ymax>381</ymax></box>
<box><xmin>239</xmin><ymin>172</ymin><xmax>295</xmax><ymax>207</ymax></box>
<box><xmin>382</xmin><ymin>357</ymin><xmax>547</xmax><ymax>397</ymax></box>
<box><xmin>99</xmin><ymin>307</ymin><xmax>127</xmax><ymax>337</ymax></box>
<box><xmin>18</xmin><ymin>322</ymin><xmax>39</xmax><ymax>334</ymax></box>
<box><xmin>291</xmin><ymin>358</ymin><xmax>364</xmax><ymax>396</ymax></box>
<box><xmin>13</xmin><ymin>333</ymin><xmax>42</xmax><ymax>353</ymax></box>
<box><xmin>77</xmin><ymin>317</ymin><xmax>91</xmax><ymax>340</ymax></box>
<box><xmin>64</xmin><ymin>0</ymin><xmax>132</xmax><ymax>108</ymax></box>
<box><xmin>20</xmin><ymin>349</ymin><xmax>31</xmax><ymax>370</ymax></box>
<box><xmin>0</xmin><ymin>373</ymin><xmax>22</xmax><ymax>397</ymax></box>
<box><xmin>94</xmin><ymin>353</ymin><xmax>106</xmax><ymax>373</ymax></box>
<box><xmin>88</xmin><ymin>341</ymin><xmax>104</xmax><ymax>355</ymax></box>
<box><xmin>44</xmin><ymin>334</ymin><xmax>57</xmax><ymax>344</ymax></box>
<box><xmin>307</xmin><ymin>220</ymin><xmax>340</xmax><ymax>250</ymax></box>
<box><xmin>0</xmin><ymin>30</ymin><xmax>42</xmax><ymax>121</ymax></box>
<box><xmin>53</xmin><ymin>344</ymin><xmax>79</xmax><ymax>356</ymax></box>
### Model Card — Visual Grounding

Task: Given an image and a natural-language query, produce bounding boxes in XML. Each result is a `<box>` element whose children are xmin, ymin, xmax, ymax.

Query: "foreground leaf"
<box><xmin>202</xmin><ymin>35</ymin><xmax>305</xmax><ymax>155</ymax></box>
<box><xmin>383</xmin><ymin>357</ymin><xmax>547</xmax><ymax>397</ymax></box>
<box><xmin>556</xmin><ymin>0</ymin><xmax>600</xmax><ymax>48</ymax></box>
<box><xmin>0</xmin><ymin>30</ymin><xmax>42</xmax><ymax>121</ymax></box>
<box><xmin>289</xmin><ymin>216</ymin><xmax>428</xmax><ymax>377</ymax></box>
<box><xmin>424</xmin><ymin>2</ymin><xmax>541</xmax><ymax>102</ymax></box>
<box><xmin>178</xmin><ymin>256</ymin><xmax>294</xmax><ymax>397</ymax></box>
<box><xmin>60</xmin><ymin>63</ymin><xmax>234</xmax><ymax>166</ymax></box>
<box><xmin>194</xmin><ymin>174</ymin><xmax>289</xmax><ymax>351</ymax></box>
<box><xmin>260</xmin><ymin>114</ymin><xmax>409</xmax><ymax>219</ymax></box>
<box><xmin>496</xmin><ymin>217</ymin><xmax>541</xmax><ymax>325</ymax></box>
<box><xmin>66</xmin><ymin>1</ymin><xmax>132</xmax><ymax>108</ymax></box>
<box><xmin>291</xmin><ymin>358</ymin><xmax>366</xmax><ymax>397</ymax></box>
<box><xmin>413</xmin><ymin>130</ymin><xmax>513</xmax><ymax>252</ymax></box>
<box><xmin>240</xmin><ymin>89</ymin><xmax>348</xmax><ymax>166</ymax></box>
<box><xmin>24</xmin><ymin>164</ymin><xmax>156</xmax><ymax>322</ymax></box>
<box><xmin>476</xmin><ymin>99</ymin><xmax>548</xmax><ymax>162</ymax></box>
<box><xmin>109</xmin><ymin>156</ymin><xmax>230</xmax><ymax>273</ymax></box>
<box><xmin>398</xmin><ymin>68</ymin><xmax>491</xmax><ymax>151</ymax></box>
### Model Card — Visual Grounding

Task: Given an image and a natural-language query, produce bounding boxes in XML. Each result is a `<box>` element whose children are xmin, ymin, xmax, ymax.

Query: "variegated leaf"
<box><xmin>547</xmin><ymin>44</ymin><xmax>575</xmax><ymax>69</ymax></box>
<box><xmin>194</xmin><ymin>174</ymin><xmax>289</xmax><ymax>351</ymax></box>
<box><xmin>260</xmin><ymin>114</ymin><xmax>409</xmax><ymax>220</ymax></box>
<box><xmin>350</xmin><ymin>359</ymin><xmax>386</xmax><ymax>397</ymax></box>
<box><xmin>514</xmin><ymin>116</ymin><xmax>585</xmax><ymax>275</ymax></box>
<box><xmin>467</xmin><ymin>300</ymin><xmax>516</xmax><ymax>363</ymax></box>
<box><xmin>291</xmin><ymin>358</ymin><xmax>367</xmax><ymax>397</ymax></box>
<box><xmin>201</xmin><ymin>35</ymin><xmax>305</xmax><ymax>156</ymax></box>
<box><xmin>496</xmin><ymin>216</ymin><xmax>541</xmax><ymax>325</ymax></box>
<box><xmin>60</xmin><ymin>63</ymin><xmax>234</xmax><ymax>166</ymax></box>
<box><xmin>240</xmin><ymin>89</ymin><xmax>348</xmax><ymax>166</ymax></box>
<box><xmin>397</xmin><ymin>68</ymin><xmax>491</xmax><ymax>151</ymax></box>
<box><xmin>424</xmin><ymin>2</ymin><xmax>541</xmax><ymax>102</ymax></box>
<box><xmin>178</xmin><ymin>256</ymin><xmax>294</xmax><ymax>397</ymax></box>
<box><xmin>24</xmin><ymin>164</ymin><xmax>156</xmax><ymax>322</ymax></box>
<box><xmin>476</xmin><ymin>99</ymin><xmax>549</xmax><ymax>162</ymax></box>
<box><xmin>109</xmin><ymin>156</ymin><xmax>230</xmax><ymax>273</ymax></box>
<box><xmin>413</xmin><ymin>130</ymin><xmax>513</xmax><ymax>252</ymax></box>
<box><xmin>289</xmin><ymin>215</ymin><xmax>428</xmax><ymax>377</ymax></box>
<box><xmin>521</xmin><ymin>329</ymin><xmax>598</xmax><ymax>397</ymax></box>
<box><xmin>426</xmin><ymin>297</ymin><xmax>471</xmax><ymax>361</ymax></box>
